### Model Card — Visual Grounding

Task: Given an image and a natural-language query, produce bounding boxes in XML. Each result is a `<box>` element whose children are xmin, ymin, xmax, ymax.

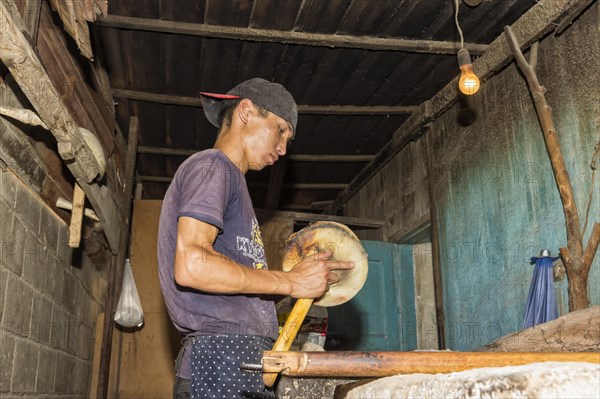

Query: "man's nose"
<box><xmin>276</xmin><ymin>140</ymin><xmax>286</xmax><ymax>156</ymax></box>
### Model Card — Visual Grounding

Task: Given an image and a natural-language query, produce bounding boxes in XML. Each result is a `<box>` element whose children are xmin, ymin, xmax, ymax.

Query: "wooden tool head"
<box><xmin>282</xmin><ymin>221</ymin><xmax>368</xmax><ymax>307</ymax></box>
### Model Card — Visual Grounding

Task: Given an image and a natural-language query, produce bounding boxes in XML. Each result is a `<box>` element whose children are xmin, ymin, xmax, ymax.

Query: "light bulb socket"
<box><xmin>457</xmin><ymin>48</ymin><xmax>472</xmax><ymax>67</ymax></box>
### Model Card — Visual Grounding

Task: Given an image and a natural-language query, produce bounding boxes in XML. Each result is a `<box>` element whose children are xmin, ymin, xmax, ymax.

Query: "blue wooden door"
<box><xmin>325</xmin><ymin>241</ymin><xmax>417</xmax><ymax>351</ymax></box>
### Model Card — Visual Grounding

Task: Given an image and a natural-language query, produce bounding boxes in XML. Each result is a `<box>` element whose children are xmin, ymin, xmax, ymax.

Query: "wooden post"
<box><xmin>97</xmin><ymin>117</ymin><xmax>139</xmax><ymax>399</ymax></box>
<box><xmin>504</xmin><ymin>26</ymin><xmax>600</xmax><ymax>311</ymax></box>
<box><xmin>424</xmin><ymin>136</ymin><xmax>446</xmax><ymax>349</ymax></box>
<box><xmin>68</xmin><ymin>183</ymin><xmax>86</xmax><ymax>248</ymax></box>
<box><xmin>88</xmin><ymin>312</ymin><xmax>105</xmax><ymax>399</ymax></box>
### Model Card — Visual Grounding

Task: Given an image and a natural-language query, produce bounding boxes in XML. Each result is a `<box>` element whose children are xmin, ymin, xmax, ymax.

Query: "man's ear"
<box><xmin>236</xmin><ymin>99</ymin><xmax>253</xmax><ymax>126</ymax></box>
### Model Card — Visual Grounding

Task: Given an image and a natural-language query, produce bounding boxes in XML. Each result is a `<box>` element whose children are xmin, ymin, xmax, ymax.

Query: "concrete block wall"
<box><xmin>0</xmin><ymin>166</ymin><xmax>108</xmax><ymax>398</ymax></box>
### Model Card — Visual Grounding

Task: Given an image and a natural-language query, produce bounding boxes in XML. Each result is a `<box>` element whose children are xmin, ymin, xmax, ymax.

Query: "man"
<box><xmin>157</xmin><ymin>78</ymin><xmax>354</xmax><ymax>398</ymax></box>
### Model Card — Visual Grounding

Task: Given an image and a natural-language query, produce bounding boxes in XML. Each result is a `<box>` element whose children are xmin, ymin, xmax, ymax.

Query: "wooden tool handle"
<box><xmin>263</xmin><ymin>298</ymin><xmax>314</xmax><ymax>387</ymax></box>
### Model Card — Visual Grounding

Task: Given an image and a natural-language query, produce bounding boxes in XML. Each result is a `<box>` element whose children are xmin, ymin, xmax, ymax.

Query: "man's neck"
<box><xmin>213</xmin><ymin>132</ymin><xmax>248</xmax><ymax>174</ymax></box>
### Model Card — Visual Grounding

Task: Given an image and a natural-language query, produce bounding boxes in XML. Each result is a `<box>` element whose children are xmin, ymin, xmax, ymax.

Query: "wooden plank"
<box><xmin>289</xmin><ymin>154</ymin><xmax>374</xmax><ymax>163</ymax></box>
<box><xmin>286</xmin><ymin>183</ymin><xmax>346</xmax><ymax>190</ymax></box>
<box><xmin>108</xmin><ymin>200</ymin><xmax>181</xmax><ymax>398</ymax></box>
<box><xmin>0</xmin><ymin>0</ymin><xmax>121</xmax><ymax>252</ymax></box>
<box><xmin>424</xmin><ymin>137</ymin><xmax>446</xmax><ymax>349</ymax></box>
<box><xmin>111</xmin><ymin>88</ymin><xmax>417</xmax><ymax>114</ymax></box>
<box><xmin>137</xmin><ymin>146</ymin><xmax>375</xmax><ymax>162</ymax></box>
<box><xmin>254</xmin><ymin>209</ymin><xmax>384</xmax><ymax>229</ymax></box>
<box><xmin>68</xmin><ymin>183</ymin><xmax>86</xmax><ymax>248</ymax></box>
<box><xmin>88</xmin><ymin>312</ymin><xmax>105</xmax><ymax>399</ymax></box>
<box><xmin>48</xmin><ymin>0</ymin><xmax>94</xmax><ymax>58</ymax></box>
<box><xmin>22</xmin><ymin>0</ymin><xmax>42</xmax><ymax>43</ymax></box>
<box><xmin>0</xmin><ymin>114</ymin><xmax>48</xmax><ymax>193</ymax></box>
<box><xmin>298</xmin><ymin>104</ymin><xmax>417</xmax><ymax>116</ymax></box>
<box><xmin>89</xmin><ymin>23</ymin><xmax>116</xmax><ymax>117</ymax></box>
<box><xmin>137</xmin><ymin>174</ymin><xmax>346</xmax><ymax>190</ymax></box>
<box><xmin>97</xmin><ymin>14</ymin><xmax>488</xmax><ymax>55</ymax></box>
<box><xmin>325</xmin><ymin>0</ymin><xmax>582</xmax><ymax>214</ymax></box>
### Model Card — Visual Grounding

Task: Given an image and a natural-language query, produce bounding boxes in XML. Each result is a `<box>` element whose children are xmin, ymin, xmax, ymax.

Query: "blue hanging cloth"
<box><xmin>522</xmin><ymin>253</ymin><xmax>560</xmax><ymax>329</ymax></box>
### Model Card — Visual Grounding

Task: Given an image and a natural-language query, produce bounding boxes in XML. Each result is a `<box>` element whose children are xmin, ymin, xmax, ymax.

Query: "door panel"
<box><xmin>326</xmin><ymin>240</ymin><xmax>416</xmax><ymax>351</ymax></box>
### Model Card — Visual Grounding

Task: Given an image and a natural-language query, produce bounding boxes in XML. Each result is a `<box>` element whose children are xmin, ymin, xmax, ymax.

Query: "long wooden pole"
<box><xmin>262</xmin><ymin>351</ymin><xmax>600</xmax><ymax>377</ymax></box>
<box><xmin>263</xmin><ymin>298</ymin><xmax>314</xmax><ymax>387</ymax></box>
<box><xmin>504</xmin><ymin>26</ymin><xmax>600</xmax><ymax>311</ymax></box>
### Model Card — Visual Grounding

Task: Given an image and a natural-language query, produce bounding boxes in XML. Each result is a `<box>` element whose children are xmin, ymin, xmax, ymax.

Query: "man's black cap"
<box><xmin>200</xmin><ymin>78</ymin><xmax>298</xmax><ymax>133</ymax></box>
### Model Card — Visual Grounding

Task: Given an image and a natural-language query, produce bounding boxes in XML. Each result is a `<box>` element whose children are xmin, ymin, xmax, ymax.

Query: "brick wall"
<box><xmin>0</xmin><ymin>166</ymin><xmax>108</xmax><ymax>397</ymax></box>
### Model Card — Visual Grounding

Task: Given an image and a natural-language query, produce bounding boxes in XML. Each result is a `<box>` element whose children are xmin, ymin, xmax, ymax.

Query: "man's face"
<box><xmin>243</xmin><ymin>104</ymin><xmax>294</xmax><ymax>171</ymax></box>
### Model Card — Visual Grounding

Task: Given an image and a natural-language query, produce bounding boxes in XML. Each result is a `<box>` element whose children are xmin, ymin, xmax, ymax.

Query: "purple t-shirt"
<box><xmin>157</xmin><ymin>149</ymin><xmax>278</xmax><ymax>378</ymax></box>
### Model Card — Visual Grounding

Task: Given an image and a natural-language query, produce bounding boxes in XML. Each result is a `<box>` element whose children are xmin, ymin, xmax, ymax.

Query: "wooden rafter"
<box><xmin>255</xmin><ymin>209</ymin><xmax>384</xmax><ymax>229</ymax></box>
<box><xmin>112</xmin><ymin>88</ymin><xmax>417</xmax><ymax>115</ymax></box>
<box><xmin>0</xmin><ymin>0</ymin><xmax>120</xmax><ymax>252</ymax></box>
<box><xmin>288</xmin><ymin>154</ymin><xmax>374</xmax><ymax>162</ymax></box>
<box><xmin>137</xmin><ymin>174</ymin><xmax>347</xmax><ymax>190</ymax></box>
<box><xmin>325</xmin><ymin>0</ymin><xmax>590</xmax><ymax>215</ymax></box>
<box><xmin>137</xmin><ymin>145</ymin><xmax>374</xmax><ymax>162</ymax></box>
<box><xmin>97</xmin><ymin>15</ymin><xmax>488</xmax><ymax>55</ymax></box>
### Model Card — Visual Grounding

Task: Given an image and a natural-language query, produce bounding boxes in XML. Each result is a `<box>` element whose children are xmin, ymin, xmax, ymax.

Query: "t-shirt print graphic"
<box><xmin>236</xmin><ymin>217</ymin><xmax>267</xmax><ymax>269</ymax></box>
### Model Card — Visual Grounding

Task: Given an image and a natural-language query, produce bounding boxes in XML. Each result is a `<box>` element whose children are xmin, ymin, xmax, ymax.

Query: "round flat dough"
<box><xmin>282</xmin><ymin>221</ymin><xmax>368</xmax><ymax>307</ymax></box>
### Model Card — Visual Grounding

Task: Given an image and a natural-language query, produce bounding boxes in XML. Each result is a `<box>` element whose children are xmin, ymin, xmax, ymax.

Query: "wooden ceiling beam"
<box><xmin>255</xmin><ymin>209</ymin><xmax>384</xmax><ymax>229</ymax></box>
<box><xmin>112</xmin><ymin>88</ymin><xmax>417</xmax><ymax>115</ymax></box>
<box><xmin>97</xmin><ymin>15</ymin><xmax>488</xmax><ymax>55</ymax></box>
<box><xmin>325</xmin><ymin>0</ymin><xmax>587</xmax><ymax>215</ymax></box>
<box><xmin>137</xmin><ymin>145</ymin><xmax>374</xmax><ymax>162</ymax></box>
<box><xmin>288</xmin><ymin>154</ymin><xmax>374</xmax><ymax>162</ymax></box>
<box><xmin>137</xmin><ymin>175</ymin><xmax>347</xmax><ymax>190</ymax></box>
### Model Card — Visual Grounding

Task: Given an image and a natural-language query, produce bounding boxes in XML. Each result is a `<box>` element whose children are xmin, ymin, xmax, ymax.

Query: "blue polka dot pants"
<box><xmin>189</xmin><ymin>334</ymin><xmax>275</xmax><ymax>399</ymax></box>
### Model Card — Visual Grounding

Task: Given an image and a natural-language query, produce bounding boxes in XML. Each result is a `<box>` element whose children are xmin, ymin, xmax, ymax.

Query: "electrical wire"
<box><xmin>454</xmin><ymin>0</ymin><xmax>464</xmax><ymax>49</ymax></box>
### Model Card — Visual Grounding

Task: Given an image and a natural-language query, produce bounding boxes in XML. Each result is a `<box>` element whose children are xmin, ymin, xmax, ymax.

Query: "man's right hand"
<box><xmin>283</xmin><ymin>250</ymin><xmax>355</xmax><ymax>299</ymax></box>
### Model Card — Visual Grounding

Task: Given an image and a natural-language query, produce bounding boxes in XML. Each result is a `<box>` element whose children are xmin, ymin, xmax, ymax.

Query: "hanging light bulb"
<box><xmin>457</xmin><ymin>48</ymin><xmax>480</xmax><ymax>95</ymax></box>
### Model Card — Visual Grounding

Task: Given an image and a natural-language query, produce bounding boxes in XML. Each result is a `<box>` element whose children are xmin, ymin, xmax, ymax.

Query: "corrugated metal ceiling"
<box><xmin>97</xmin><ymin>0</ymin><xmax>536</xmax><ymax>212</ymax></box>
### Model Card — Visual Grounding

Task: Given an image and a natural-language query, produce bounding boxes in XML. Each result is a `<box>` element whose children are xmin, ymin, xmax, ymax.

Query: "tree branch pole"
<box><xmin>504</xmin><ymin>25</ymin><xmax>600</xmax><ymax>311</ymax></box>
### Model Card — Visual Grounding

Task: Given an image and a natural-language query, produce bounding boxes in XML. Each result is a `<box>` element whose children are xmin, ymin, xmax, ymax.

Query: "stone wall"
<box><xmin>0</xmin><ymin>166</ymin><xmax>107</xmax><ymax>397</ymax></box>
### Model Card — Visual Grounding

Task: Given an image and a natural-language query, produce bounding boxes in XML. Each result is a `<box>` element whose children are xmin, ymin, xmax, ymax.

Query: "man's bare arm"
<box><xmin>174</xmin><ymin>216</ymin><xmax>354</xmax><ymax>298</ymax></box>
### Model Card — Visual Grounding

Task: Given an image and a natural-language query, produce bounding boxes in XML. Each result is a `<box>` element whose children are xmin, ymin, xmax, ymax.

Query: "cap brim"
<box><xmin>199</xmin><ymin>92</ymin><xmax>241</xmax><ymax>128</ymax></box>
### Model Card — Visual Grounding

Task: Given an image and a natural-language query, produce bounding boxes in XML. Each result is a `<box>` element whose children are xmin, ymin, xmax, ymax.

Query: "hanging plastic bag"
<box><xmin>114</xmin><ymin>259</ymin><xmax>144</xmax><ymax>328</ymax></box>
